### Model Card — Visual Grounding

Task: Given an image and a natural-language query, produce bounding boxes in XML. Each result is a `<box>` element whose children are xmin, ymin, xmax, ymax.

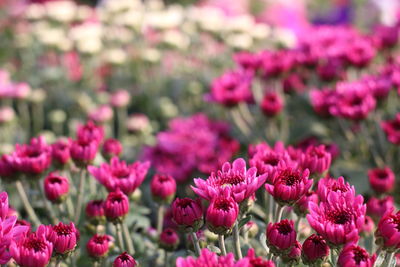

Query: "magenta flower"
<box><xmin>299</xmin><ymin>145</ymin><xmax>331</xmax><ymax>176</ymax></box>
<box><xmin>233</xmin><ymin>51</ymin><xmax>261</xmax><ymax>71</ymax></box>
<box><xmin>382</xmin><ymin>113</ymin><xmax>400</xmax><ymax>145</ymax></box>
<box><xmin>88</xmin><ymin>157</ymin><xmax>150</xmax><ymax>196</ymax></box>
<box><xmin>76</xmin><ymin>121</ymin><xmax>104</xmax><ymax>144</ymax></box>
<box><xmin>301</xmin><ymin>234</ymin><xmax>330</xmax><ymax>265</ymax></box>
<box><xmin>368</xmin><ymin>167</ymin><xmax>395</xmax><ymax>194</ymax></box>
<box><xmin>47</xmin><ymin>222</ymin><xmax>79</xmax><ymax>254</ymax></box>
<box><xmin>150</xmin><ymin>174</ymin><xmax>176</xmax><ymax>204</ymax></box>
<box><xmin>10</xmin><ymin>225</ymin><xmax>53</xmax><ymax>267</ymax></box>
<box><xmin>0</xmin><ymin>154</ymin><xmax>16</xmax><ymax>182</ymax></box>
<box><xmin>176</xmin><ymin>248</ymin><xmax>250</xmax><ymax>267</ymax></box>
<box><xmin>51</xmin><ymin>138</ymin><xmax>71</xmax><ymax>167</ymax></box>
<box><xmin>113</xmin><ymin>252</ymin><xmax>137</xmax><ymax>267</ymax></box>
<box><xmin>307</xmin><ymin>192</ymin><xmax>366</xmax><ymax>247</ymax></box>
<box><xmin>367</xmin><ymin>196</ymin><xmax>394</xmax><ymax>221</ymax></box>
<box><xmin>206</xmin><ymin>189</ymin><xmax>239</xmax><ymax>235</ymax></box>
<box><xmin>70</xmin><ymin>138</ymin><xmax>99</xmax><ymax>167</ymax></box>
<box><xmin>363</xmin><ymin>75</ymin><xmax>392</xmax><ymax>100</ymax></box>
<box><xmin>317</xmin><ymin>176</ymin><xmax>355</xmax><ymax>202</ymax></box>
<box><xmin>375</xmin><ymin>210</ymin><xmax>400</xmax><ymax>251</ymax></box>
<box><xmin>86</xmin><ymin>234</ymin><xmax>113</xmax><ymax>259</ymax></box>
<box><xmin>192</xmin><ymin>158</ymin><xmax>266</xmax><ymax>203</ymax></box>
<box><xmin>85</xmin><ymin>200</ymin><xmax>105</xmax><ymax>225</ymax></box>
<box><xmin>282</xmin><ymin>240</ymin><xmax>302</xmax><ymax>265</ymax></box>
<box><xmin>245</xmin><ymin>248</ymin><xmax>275</xmax><ymax>267</ymax></box>
<box><xmin>310</xmin><ymin>88</ymin><xmax>337</xmax><ymax>117</ymax></box>
<box><xmin>362</xmin><ymin>216</ymin><xmax>375</xmax><ymax>236</ymax></box>
<box><xmin>89</xmin><ymin>105</ymin><xmax>113</xmax><ymax>124</ymax></box>
<box><xmin>44</xmin><ymin>172</ymin><xmax>69</xmax><ymax>203</ymax></box>
<box><xmin>102</xmin><ymin>138</ymin><xmax>123</xmax><ymax>160</ymax></box>
<box><xmin>110</xmin><ymin>90</ymin><xmax>131</xmax><ymax>108</ymax></box>
<box><xmin>104</xmin><ymin>189</ymin><xmax>129</xmax><ymax>223</ymax></box>
<box><xmin>265</xmin><ymin>168</ymin><xmax>312</xmax><ymax>206</ymax></box>
<box><xmin>259</xmin><ymin>50</ymin><xmax>294</xmax><ymax>78</ymax></box>
<box><xmin>11</xmin><ymin>136</ymin><xmax>52</xmax><ymax>176</ymax></box>
<box><xmin>209</xmin><ymin>69</ymin><xmax>253</xmax><ymax>107</ymax></box>
<box><xmin>171</xmin><ymin>198</ymin><xmax>203</xmax><ymax>232</ymax></box>
<box><xmin>345</xmin><ymin>38</ymin><xmax>376</xmax><ymax>68</ymax></box>
<box><xmin>293</xmin><ymin>191</ymin><xmax>319</xmax><ymax>217</ymax></box>
<box><xmin>159</xmin><ymin>228</ymin><xmax>180</xmax><ymax>251</ymax></box>
<box><xmin>337</xmin><ymin>244</ymin><xmax>374</xmax><ymax>267</ymax></box>
<box><xmin>266</xmin><ymin>219</ymin><xmax>297</xmax><ymax>253</ymax></box>
<box><xmin>260</xmin><ymin>92</ymin><xmax>283</xmax><ymax>117</ymax></box>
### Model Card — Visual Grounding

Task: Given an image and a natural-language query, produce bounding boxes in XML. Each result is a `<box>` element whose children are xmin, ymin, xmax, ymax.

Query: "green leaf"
<box><xmin>238</xmin><ymin>215</ymin><xmax>252</xmax><ymax>229</ymax></box>
<box><xmin>207</xmin><ymin>245</ymin><xmax>221</xmax><ymax>254</ymax></box>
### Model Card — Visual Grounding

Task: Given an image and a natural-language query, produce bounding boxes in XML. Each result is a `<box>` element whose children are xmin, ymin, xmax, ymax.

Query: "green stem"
<box><xmin>117</xmin><ymin>107</ymin><xmax>127</xmax><ymax>139</ymax></box>
<box><xmin>218</xmin><ymin>235</ymin><xmax>227</xmax><ymax>256</ymax></box>
<box><xmin>190</xmin><ymin>231</ymin><xmax>201</xmax><ymax>257</ymax></box>
<box><xmin>122</xmin><ymin>222</ymin><xmax>135</xmax><ymax>255</ymax></box>
<box><xmin>116</xmin><ymin>223</ymin><xmax>125</xmax><ymax>252</ymax></box>
<box><xmin>230</xmin><ymin>108</ymin><xmax>251</xmax><ymax>137</ymax></box>
<box><xmin>15</xmin><ymin>180</ymin><xmax>41</xmax><ymax>227</ymax></box>
<box><xmin>74</xmin><ymin>169</ymin><xmax>86</xmax><ymax>223</ymax></box>
<box><xmin>274</xmin><ymin>205</ymin><xmax>284</xmax><ymax>222</ymax></box>
<box><xmin>156</xmin><ymin>205</ymin><xmax>164</xmax><ymax>235</ymax></box>
<box><xmin>37</xmin><ymin>180</ymin><xmax>58</xmax><ymax>224</ymax></box>
<box><xmin>233</xmin><ymin>222</ymin><xmax>242</xmax><ymax>259</ymax></box>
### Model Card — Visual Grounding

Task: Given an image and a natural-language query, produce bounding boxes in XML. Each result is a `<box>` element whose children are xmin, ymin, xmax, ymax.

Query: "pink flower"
<box><xmin>176</xmin><ymin>248</ymin><xmax>250</xmax><ymax>267</ymax></box>
<box><xmin>43</xmin><ymin>172</ymin><xmax>69</xmax><ymax>203</ymax></box>
<box><xmin>104</xmin><ymin>189</ymin><xmax>129</xmax><ymax>223</ymax></box>
<box><xmin>307</xmin><ymin>192</ymin><xmax>366</xmax><ymax>247</ymax></box>
<box><xmin>260</xmin><ymin>92</ymin><xmax>283</xmax><ymax>117</ymax></box>
<box><xmin>283</xmin><ymin>74</ymin><xmax>306</xmax><ymax>94</ymax></box>
<box><xmin>85</xmin><ymin>200</ymin><xmax>105</xmax><ymax>224</ymax></box>
<box><xmin>367</xmin><ymin>196</ymin><xmax>394</xmax><ymax>221</ymax></box>
<box><xmin>51</xmin><ymin>138</ymin><xmax>71</xmax><ymax>167</ymax></box>
<box><xmin>317</xmin><ymin>176</ymin><xmax>355</xmax><ymax>202</ymax></box>
<box><xmin>11</xmin><ymin>83</ymin><xmax>31</xmax><ymax>100</ymax></box>
<box><xmin>293</xmin><ymin>191</ymin><xmax>318</xmax><ymax>216</ymax></box>
<box><xmin>113</xmin><ymin>252</ymin><xmax>137</xmax><ymax>267</ymax></box>
<box><xmin>0</xmin><ymin>155</ymin><xmax>16</xmax><ymax>182</ymax></box>
<box><xmin>192</xmin><ymin>158</ymin><xmax>266</xmax><ymax>203</ymax></box>
<box><xmin>88</xmin><ymin>157</ymin><xmax>150</xmax><ymax>196</ymax></box>
<box><xmin>374</xmin><ymin>25</ymin><xmax>398</xmax><ymax>48</ymax></box>
<box><xmin>76</xmin><ymin>121</ymin><xmax>104</xmax><ymax>144</ymax></box>
<box><xmin>63</xmin><ymin>51</ymin><xmax>82</xmax><ymax>81</ymax></box>
<box><xmin>310</xmin><ymin>88</ymin><xmax>337</xmax><ymax>117</ymax></box>
<box><xmin>102</xmin><ymin>138</ymin><xmax>123</xmax><ymax>160</ymax></box>
<box><xmin>362</xmin><ymin>216</ymin><xmax>375</xmax><ymax>236</ymax></box>
<box><xmin>282</xmin><ymin>240</ymin><xmax>301</xmax><ymax>265</ymax></box>
<box><xmin>375</xmin><ymin>210</ymin><xmax>400</xmax><ymax>251</ymax></box>
<box><xmin>265</xmin><ymin>168</ymin><xmax>312</xmax><ymax>206</ymax></box>
<box><xmin>299</xmin><ymin>145</ymin><xmax>331</xmax><ymax>175</ymax></box>
<box><xmin>86</xmin><ymin>234</ymin><xmax>113</xmax><ymax>259</ymax></box>
<box><xmin>47</xmin><ymin>222</ymin><xmax>79</xmax><ymax>254</ymax></box>
<box><xmin>259</xmin><ymin>50</ymin><xmax>294</xmax><ymax>78</ymax></box>
<box><xmin>89</xmin><ymin>105</ymin><xmax>114</xmax><ymax>124</ymax></box>
<box><xmin>382</xmin><ymin>113</ymin><xmax>400</xmax><ymax>145</ymax></box>
<box><xmin>345</xmin><ymin>38</ymin><xmax>376</xmax><ymax>68</ymax></box>
<box><xmin>209</xmin><ymin>69</ymin><xmax>253</xmax><ymax>107</ymax></box>
<box><xmin>126</xmin><ymin>113</ymin><xmax>149</xmax><ymax>133</ymax></box>
<box><xmin>363</xmin><ymin>75</ymin><xmax>392</xmax><ymax>100</ymax></box>
<box><xmin>10</xmin><ymin>225</ymin><xmax>53</xmax><ymax>267</ymax></box>
<box><xmin>337</xmin><ymin>244</ymin><xmax>374</xmax><ymax>267</ymax></box>
<box><xmin>159</xmin><ymin>228</ymin><xmax>179</xmax><ymax>251</ymax></box>
<box><xmin>171</xmin><ymin>198</ymin><xmax>203</xmax><ymax>232</ymax></box>
<box><xmin>0</xmin><ymin>106</ymin><xmax>15</xmax><ymax>123</ymax></box>
<box><xmin>70</xmin><ymin>138</ymin><xmax>99</xmax><ymax>167</ymax></box>
<box><xmin>110</xmin><ymin>90</ymin><xmax>131</xmax><ymax>108</ymax></box>
<box><xmin>206</xmin><ymin>189</ymin><xmax>239</xmax><ymax>235</ymax></box>
<box><xmin>233</xmin><ymin>52</ymin><xmax>261</xmax><ymax>71</ymax></box>
<box><xmin>150</xmin><ymin>174</ymin><xmax>176</xmax><ymax>204</ymax></box>
<box><xmin>11</xmin><ymin>136</ymin><xmax>52</xmax><ymax>176</ymax></box>
<box><xmin>301</xmin><ymin>234</ymin><xmax>330</xmax><ymax>265</ymax></box>
<box><xmin>368</xmin><ymin>167</ymin><xmax>395</xmax><ymax>194</ymax></box>
<box><xmin>245</xmin><ymin>248</ymin><xmax>275</xmax><ymax>267</ymax></box>
<box><xmin>266</xmin><ymin>219</ymin><xmax>297</xmax><ymax>252</ymax></box>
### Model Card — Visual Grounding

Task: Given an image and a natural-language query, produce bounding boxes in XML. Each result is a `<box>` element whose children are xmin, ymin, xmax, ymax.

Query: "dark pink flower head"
<box><xmin>317</xmin><ymin>176</ymin><xmax>355</xmax><ymax>202</ymax></box>
<box><xmin>89</xmin><ymin>105</ymin><xmax>114</xmax><ymax>124</ymax></box>
<box><xmin>104</xmin><ymin>189</ymin><xmax>129</xmax><ymax>223</ymax></box>
<box><xmin>88</xmin><ymin>157</ymin><xmax>150</xmax><ymax>196</ymax></box>
<box><xmin>86</xmin><ymin>234</ymin><xmax>113</xmax><ymax>258</ymax></box>
<box><xmin>12</xmin><ymin>136</ymin><xmax>52</xmax><ymax>176</ymax></box>
<box><xmin>102</xmin><ymin>138</ymin><xmax>122</xmax><ymax>160</ymax></box>
<box><xmin>176</xmin><ymin>248</ymin><xmax>250</xmax><ymax>267</ymax></box>
<box><xmin>368</xmin><ymin>167</ymin><xmax>395</xmax><ymax>194</ymax></box>
<box><xmin>0</xmin><ymin>154</ymin><xmax>16</xmax><ymax>182</ymax></box>
<box><xmin>209</xmin><ymin>69</ymin><xmax>253</xmax><ymax>107</ymax></box>
<box><xmin>206</xmin><ymin>188</ymin><xmax>239</xmax><ymax>235</ymax></box>
<box><xmin>345</xmin><ymin>38</ymin><xmax>376</xmax><ymax>68</ymax></box>
<box><xmin>282</xmin><ymin>241</ymin><xmax>301</xmax><ymax>265</ymax></box>
<box><xmin>310</xmin><ymin>88</ymin><xmax>337</xmax><ymax>117</ymax></box>
<box><xmin>159</xmin><ymin>228</ymin><xmax>179</xmax><ymax>251</ymax></box>
<box><xmin>150</xmin><ymin>174</ymin><xmax>176</xmax><ymax>204</ymax></box>
<box><xmin>70</xmin><ymin>138</ymin><xmax>99</xmax><ymax>167</ymax></box>
<box><xmin>171</xmin><ymin>198</ymin><xmax>203</xmax><ymax>232</ymax></box>
<box><xmin>260</xmin><ymin>92</ymin><xmax>283</xmax><ymax>117</ymax></box>
<box><xmin>113</xmin><ymin>252</ymin><xmax>137</xmax><ymax>267</ymax></box>
<box><xmin>260</xmin><ymin>50</ymin><xmax>294</xmax><ymax>78</ymax></box>
<box><xmin>192</xmin><ymin>158</ymin><xmax>267</xmax><ymax>203</ymax></box>
<box><xmin>367</xmin><ymin>196</ymin><xmax>395</xmax><ymax>221</ymax></box>
<box><xmin>10</xmin><ymin>225</ymin><xmax>53</xmax><ymax>267</ymax></box>
<box><xmin>293</xmin><ymin>191</ymin><xmax>319</xmax><ymax>217</ymax></box>
<box><xmin>47</xmin><ymin>222</ymin><xmax>79</xmax><ymax>254</ymax></box>
<box><xmin>85</xmin><ymin>200</ymin><xmax>106</xmax><ymax>225</ymax></box>
<box><xmin>266</xmin><ymin>219</ymin><xmax>296</xmax><ymax>253</ymax></box>
<box><xmin>265</xmin><ymin>168</ymin><xmax>312</xmax><ymax>206</ymax></box>
<box><xmin>299</xmin><ymin>145</ymin><xmax>331</xmax><ymax>175</ymax></box>
<box><xmin>362</xmin><ymin>216</ymin><xmax>375</xmax><ymax>236</ymax></box>
<box><xmin>234</xmin><ymin>51</ymin><xmax>261</xmax><ymax>71</ymax></box>
<box><xmin>76</xmin><ymin>121</ymin><xmax>104</xmax><ymax>144</ymax></box>
<box><xmin>245</xmin><ymin>248</ymin><xmax>275</xmax><ymax>267</ymax></box>
<box><xmin>301</xmin><ymin>234</ymin><xmax>330</xmax><ymax>265</ymax></box>
<box><xmin>363</xmin><ymin>75</ymin><xmax>392</xmax><ymax>100</ymax></box>
<box><xmin>374</xmin><ymin>25</ymin><xmax>398</xmax><ymax>49</ymax></box>
<box><xmin>51</xmin><ymin>138</ymin><xmax>71</xmax><ymax>167</ymax></box>
<box><xmin>307</xmin><ymin>192</ymin><xmax>366</xmax><ymax>247</ymax></box>
<box><xmin>317</xmin><ymin>58</ymin><xmax>345</xmax><ymax>81</ymax></box>
<box><xmin>110</xmin><ymin>90</ymin><xmax>131</xmax><ymax>108</ymax></box>
<box><xmin>283</xmin><ymin>74</ymin><xmax>306</xmax><ymax>94</ymax></box>
<box><xmin>382</xmin><ymin>113</ymin><xmax>400</xmax><ymax>145</ymax></box>
<box><xmin>375</xmin><ymin>210</ymin><xmax>400</xmax><ymax>251</ymax></box>
<box><xmin>330</xmin><ymin>81</ymin><xmax>376</xmax><ymax>121</ymax></box>
<box><xmin>0</xmin><ymin>191</ymin><xmax>9</xmax><ymax>220</ymax></box>
<box><xmin>44</xmin><ymin>172</ymin><xmax>69</xmax><ymax>203</ymax></box>
<box><xmin>337</xmin><ymin>244</ymin><xmax>374</xmax><ymax>267</ymax></box>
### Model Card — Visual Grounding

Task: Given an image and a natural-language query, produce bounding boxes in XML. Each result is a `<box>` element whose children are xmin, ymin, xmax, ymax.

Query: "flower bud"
<box><xmin>86</xmin><ymin>200</ymin><xmax>106</xmax><ymax>225</ymax></box>
<box><xmin>301</xmin><ymin>234</ymin><xmax>330</xmax><ymax>265</ymax></box>
<box><xmin>159</xmin><ymin>228</ymin><xmax>179</xmax><ymax>251</ymax></box>
<box><xmin>102</xmin><ymin>138</ymin><xmax>122</xmax><ymax>160</ymax></box>
<box><xmin>368</xmin><ymin>167</ymin><xmax>395</xmax><ymax>194</ymax></box>
<box><xmin>171</xmin><ymin>198</ymin><xmax>203</xmax><ymax>232</ymax></box>
<box><xmin>206</xmin><ymin>191</ymin><xmax>238</xmax><ymax>235</ymax></box>
<box><xmin>86</xmin><ymin>234</ymin><xmax>113</xmax><ymax>259</ymax></box>
<box><xmin>150</xmin><ymin>174</ymin><xmax>176</xmax><ymax>204</ymax></box>
<box><xmin>113</xmin><ymin>252</ymin><xmax>137</xmax><ymax>267</ymax></box>
<box><xmin>266</xmin><ymin>219</ymin><xmax>296</xmax><ymax>255</ymax></box>
<box><xmin>104</xmin><ymin>189</ymin><xmax>129</xmax><ymax>224</ymax></box>
<box><xmin>44</xmin><ymin>172</ymin><xmax>69</xmax><ymax>204</ymax></box>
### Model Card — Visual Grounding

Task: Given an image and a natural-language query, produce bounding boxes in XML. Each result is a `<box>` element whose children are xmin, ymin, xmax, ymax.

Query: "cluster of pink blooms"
<box><xmin>0</xmin><ymin>69</ymin><xmax>31</xmax><ymax>100</ymax></box>
<box><xmin>143</xmin><ymin>113</ymin><xmax>239</xmax><ymax>183</ymax></box>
